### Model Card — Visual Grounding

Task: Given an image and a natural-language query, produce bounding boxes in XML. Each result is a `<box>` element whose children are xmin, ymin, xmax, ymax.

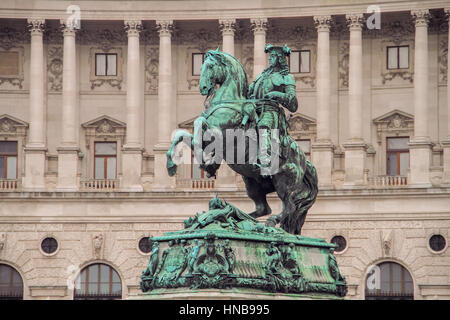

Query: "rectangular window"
<box><xmin>297</xmin><ymin>139</ymin><xmax>311</xmax><ymax>161</ymax></box>
<box><xmin>0</xmin><ymin>141</ymin><xmax>18</xmax><ymax>179</ymax></box>
<box><xmin>387</xmin><ymin>46</ymin><xmax>409</xmax><ymax>70</ymax></box>
<box><xmin>0</xmin><ymin>52</ymin><xmax>19</xmax><ymax>76</ymax></box>
<box><xmin>94</xmin><ymin>142</ymin><xmax>117</xmax><ymax>179</ymax></box>
<box><xmin>387</xmin><ymin>137</ymin><xmax>409</xmax><ymax>176</ymax></box>
<box><xmin>95</xmin><ymin>53</ymin><xmax>117</xmax><ymax>76</ymax></box>
<box><xmin>192</xmin><ymin>53</ymin><xmax>205</xmax><ymax>76</ymax></box>
<box><xmin>289</xmin><ymin>50</ymin><xmax>310</xmax><ymax>73</ymax></box>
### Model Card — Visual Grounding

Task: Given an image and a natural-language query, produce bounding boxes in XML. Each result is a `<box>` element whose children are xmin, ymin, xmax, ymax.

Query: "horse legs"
<box><xmin>166</xmin><ymin>130</ymin><xmax>194</xmax><ymax>177</ymax></box>
<box><xmin>243</xmin><ymin>176</ymin><xmax>272</xmax><ymax>219</ymax></box>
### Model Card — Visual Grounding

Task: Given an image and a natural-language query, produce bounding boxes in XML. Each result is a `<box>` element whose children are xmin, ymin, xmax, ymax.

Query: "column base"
<box><xmin>342</xmin><ymin>140</ymin><xmax>366</xmax><ymax>188</ymax></box>
<box><xmin>311</xmin><ymin>140</ymin><xmax>334</xmax><ymax>188</ymax></box>
<box><xmin>408</xmin><ymin>137</ymin><xmax>432</xmax><ymax>188</ymax></box>
<box><xmin>152</xmin><ymin>144</ymin><xmax>175</xmax><ymax>191</ymax></box>
<box><xmin>23</xmin><ymin>146</ymin><xmax>47</xmax><ymax>191</ymax></box>
<box><xmin>121</xmin><ymin>145</ymin><xmax>144</xmax><ymax>192</ymax></box>
<box><xmin>56</xmin><ymin>146</ymin><xmax>79</xmax><ymax>192</ymax></box>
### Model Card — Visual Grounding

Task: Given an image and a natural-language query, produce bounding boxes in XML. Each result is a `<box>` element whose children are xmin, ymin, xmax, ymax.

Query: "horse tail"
<box><xmin>279</xmin><ymin>159</ymin><xmax>318</xmax><ymax>235</ymax></box>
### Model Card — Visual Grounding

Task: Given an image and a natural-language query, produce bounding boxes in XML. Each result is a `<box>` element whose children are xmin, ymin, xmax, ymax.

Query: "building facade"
<box><xmin>0</xmin><ymin>0</ymin><xmax>449</xmax><ymax>300</ymax></box>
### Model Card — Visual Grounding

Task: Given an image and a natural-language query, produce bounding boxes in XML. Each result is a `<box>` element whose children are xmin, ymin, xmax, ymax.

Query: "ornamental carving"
<box><xmin>0</xmin><ymin>115</ymin><xmax>28</xmax><ymax>136</ymax></box>
<box><xmin>439</xmin><ymin>38</ymin><xmax>448</xmax><ymax>83</ymax></box>
<box><xmin>175</xmin><ymin>28</ymin><xmax>220</xmax><ymax>52</ymax></box>
<box><xmin>47</xmin><ymin>46</ymin><xmax>63</xmax><ymax>92</ymax></box>
<box><xmin>145</xmin><ymin>46</ymin><xmax>159</xmax><ymax>93</ymax></box>
<box><xmin>338</xmin><ymin>42</ymin><xmax>349</xmax><ymax>88</ymax></box>
<box><xmin>373</xmin><ymin>110</ymin><xmax>414</xmax><ymax>144</ymax></box>
<box><xmin>0</xmin><ymin>26</ymin><xmax>29</xmax><ymax>51</ymax></box>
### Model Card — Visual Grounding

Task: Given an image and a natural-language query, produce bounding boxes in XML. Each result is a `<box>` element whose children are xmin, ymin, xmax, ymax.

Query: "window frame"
<box><xmin>0</xmin><ymin>264</ymin><xmax>23</xmax><ymax>300</ymax></box>
<box><xmin>386</xmin><ymin>136</ymin><xmax>409</xmax><ymax>177</ymax></box>
<box><xmin>386</xmin><ymin>45</ymin><xmax>409</xmax><ymax>70</ymax></box>
<box><xmin>0</xmin><ymin>141</ymin><xmax>18</xmax><ymax>180</ymax></box>
<box><xmin>74</xmin><ymin>264</ymin><xmax>122</xmax><ymax>300</ymax></box>
<box><xmin>289</xmin><ymin>50</ymin><xmax>311</xmax><ymax>74</ymax></box>
<box><xmin>192</xmin><ymin>53</ymin><xmax>206</xmax><ymax>77</ymax></box>
<box><xmin>94</xmin><ymin>142</ymin><xmax>117</xmax><ymax>180</ymax></box>
<box><xmin>95</xmin><ymin>53</ymin><xmax>118</xmax><ymax>77</ymax></box>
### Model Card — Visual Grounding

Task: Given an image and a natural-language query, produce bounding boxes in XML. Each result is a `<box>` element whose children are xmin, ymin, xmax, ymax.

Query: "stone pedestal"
<box><xmin>311</xmin><ymin>141</ymin><xmax>334</xmax><ymax>189</ymax></box>
<box><xmin>152</xmin><ymin>144</ymin><xmax>175</xmax><ymax>190</ymax></box>
<box><xmin>56</xmin><ymin>147</ymin><xmax>79</xmax><ymax>192</ymax></box>
<box><xmin>408</xmin><ymin>138</ymin><xmax>432</xmax><ymax>188</ymax></box>
<box><xmin>343</xmin><ymin>140</ymin><xmax>366</xmax><ymax>188</ymax></box>
<box><xmin>121</xmin><ymin>146</ymin><xmax>144</xmax><ymax>192</ymax></box>
<box><xmin>23</xmin><ymin>147</ymin><xmax>47</xmax><ymax>191</ymax></box>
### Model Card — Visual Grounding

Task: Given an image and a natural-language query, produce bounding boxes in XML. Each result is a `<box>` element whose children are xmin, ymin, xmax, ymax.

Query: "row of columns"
<box><xmin>22</xmin><ymin>11</ymin><xmax>450</xmax><ymax>191</ymax></box>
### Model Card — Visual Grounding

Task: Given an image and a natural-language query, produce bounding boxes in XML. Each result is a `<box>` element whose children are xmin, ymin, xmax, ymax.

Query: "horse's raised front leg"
<box><xmin>166</xmin><ymin>130</ymin><xmax>194</xmax><ymax>177</ymax></box>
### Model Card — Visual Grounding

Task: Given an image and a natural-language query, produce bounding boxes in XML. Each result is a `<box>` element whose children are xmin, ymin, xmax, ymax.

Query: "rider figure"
<box><xmin>248</xmin><ymin>44</ymin><xmax>298</xmax><ymax>175</ymax></box>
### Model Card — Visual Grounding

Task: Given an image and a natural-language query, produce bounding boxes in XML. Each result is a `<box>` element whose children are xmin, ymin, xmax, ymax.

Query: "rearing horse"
<box><xmin>166</xmin><ymin>49</ymin><xmax>318</xmax><ymax>235</ymax></box>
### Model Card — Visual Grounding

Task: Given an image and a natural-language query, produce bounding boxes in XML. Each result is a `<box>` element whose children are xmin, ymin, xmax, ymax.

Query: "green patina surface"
<box><xmin>140</xmin><ymin>196</ymin><xmax>347</xmax><ymax>297</ymax></box>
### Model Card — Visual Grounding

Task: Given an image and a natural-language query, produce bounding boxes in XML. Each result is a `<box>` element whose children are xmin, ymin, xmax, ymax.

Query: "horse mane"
<box><xmin>205</xmin><ymin>49</ymin><xmax>249</xmax><ymax>99</ymax></box>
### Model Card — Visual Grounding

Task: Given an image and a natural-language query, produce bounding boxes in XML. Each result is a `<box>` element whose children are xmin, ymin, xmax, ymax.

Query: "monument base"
<box><xmin>139</xmin><ymin>196</ymin><xmax>348</xmax><ymax>299</ymax></box>
<box><xmin>130</xmin><ymin>288</ymin><xmax>342</xmax><ymax>300</ymax></box>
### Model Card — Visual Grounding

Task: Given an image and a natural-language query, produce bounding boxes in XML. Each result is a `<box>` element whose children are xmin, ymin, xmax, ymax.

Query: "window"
<box><xmin>74</xmin><ymin>263</ymin><xmax>122</xmax><ymax>300</ymax></box>
<box><xmin>192</xmin><ymin>53</ymin><xmax>205</xmax><ymax>76</ymax></box>
<box><xmin>138</xmin><ymin>237</ymin><xmax>153</xmax><ymax>254</ymax></box>
<box><xmin>0</xmin><ymin>141</ymin><xmax>18</xmax><ymax>179</ymax></box>
<box><xmin>429</xmin><ymin>234</ymin><xmax>446</xmax><ymax>253</ymax></box>
<box><xmin>387</xmin><ymin>46</ymin><xmax>409</xmax><ymax>70</ymax></box>
<box><xmin>94</xmin><ymin>142</ymin><xmax>117</xmax><ymax>180</ymax></box>
<box><xmin>365</xmin><ymin>262</ymin><xmax>413</xmax><ymax>300</ymax></box>
<box><xmin>297</xmin><ymin>139</ymin><xmax>311</xmax><ymax>161</ymax></box>
<box><xmin>41</xmin><ymin>237</ymin><xmax>58</xmax><ymax>255</ymax></box>
<box><xmin>387</xmin><ymin>137</ymin><xmax>409</xmax><ymax>176</ymax></box>
<box><xmin>95</xmin><ymin>53</ymin><xmax>117</xmax><ymax>76</ymax></box>
<box><xmin>289</xmin><ymin>50</ymin><xmax>310</xmax><ymax>73</ymax></box>
<box><xmin>0</xmin><ymin>264</ymin><xmax>23</xmax><ymax>300</ymax></box>
<box><xmin>330</xmin><ymin>235</ymin><xmax>347</xmax><ymax>253</ymax></box>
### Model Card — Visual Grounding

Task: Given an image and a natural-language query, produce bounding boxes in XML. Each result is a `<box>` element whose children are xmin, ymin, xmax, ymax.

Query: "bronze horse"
<box><xmin>166</xmin><ymin>49</ymin><xmax>318</xmax><ymax>235</ymax></box>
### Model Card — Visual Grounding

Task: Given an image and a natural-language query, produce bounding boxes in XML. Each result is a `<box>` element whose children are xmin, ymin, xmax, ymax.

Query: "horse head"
<box><xmin>199</xmin><ymin>48</ymin><xmax>248</xmax><ymax>100</ymax></box>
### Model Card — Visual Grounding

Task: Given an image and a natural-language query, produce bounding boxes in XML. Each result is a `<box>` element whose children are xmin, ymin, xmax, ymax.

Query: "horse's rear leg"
<box><xmin>243</xmin><ymin>176</ymin><xmax>272</xmax><ymax>218</ymax></box>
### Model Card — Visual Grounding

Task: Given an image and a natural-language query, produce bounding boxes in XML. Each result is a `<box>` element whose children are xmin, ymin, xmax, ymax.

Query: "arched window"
<box><xmin>74</xmin><ymin>263</ymin><xmax>122</xmax><ymax>300</ymax></box>
<box><xmin>0</xmin><ymin>264</ymin><xmax>23</xmax><ymax>300</ymax></box>
<box><xmin>365</xmin><ymin>262</ymin><xmax>413</xmax><ymax>300</ymax></box>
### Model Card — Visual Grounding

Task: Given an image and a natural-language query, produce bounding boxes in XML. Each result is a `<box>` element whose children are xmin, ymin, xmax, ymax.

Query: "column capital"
<box><xmin>27</xmin><ymin>18</ymin><xmax>45</xmax><ymax>34</ymax></box>
<box><xmin>314</xmin><ymin>15</ymin><xmax>332</xmax><ymax>32</ymax></box>
<box><xmin>219</xmin><ymin>18</ymin><xmax>236</xmax><ymax>36</ymax></box>
<box><xmin>156</xmin><ymin>20</ymin><xmax>174</xmax><ymax>37</ymax></box>
<box><xmin>411</xmin><ymin>9</ymin><xmax>430</xmax><ymax>27</ymax></box>
<box><xmin>250</xmin><ymin>17</ymin><xmax>268</xmax><ymax>34</ymax></box>
<box><xmin>124</xmin><ymin>20</ymin><xmax>143</xmax><ymax>36</ymax></box>
<box><xmin>59</xmin><ymin>20</ymin><xmax>77</xmax><ymax>36</ymax></box>
<box><xmin>345</xmin><ymin>13</ymin><xmax>364</xmax><ymax>30</ymax></box>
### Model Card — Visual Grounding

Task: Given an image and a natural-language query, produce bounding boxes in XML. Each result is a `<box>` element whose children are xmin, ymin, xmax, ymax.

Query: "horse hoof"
<box><xmin>167</xmin><ymin>165</ymin><xmax>177</xmax><ymax>177</ymax></box>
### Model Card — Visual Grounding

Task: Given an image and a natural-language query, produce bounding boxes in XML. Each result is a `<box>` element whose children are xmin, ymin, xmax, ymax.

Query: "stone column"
<box><xmin>216</xmin><ymin>19</ymin><xmax>239</xmax><ymax>190</ymax></box>
<box><xmin>442</xmin><ymin>8</ymin><xmax>450</xmax><ymax>186</ymax></box>
<box><xmin>56</xmin><ymin>21</ymin><xmax>79</xmax><ymax>191</ymax></box>
<box><xmin>23</xmin><ymin>19</ymin><xmax>47</xmax><ymax>191</ymax></box>
<box><xmin>312</xmin><ymin>15</ymin><xmax>334</xmax><ymax>188</ymax></box>
<box><xmin>219</xmin><ymin>19</ymin><xmax>236</xmax><ymax>56</ymax></box>
<box><xmin>153</xmin><ymin>20</ymin><xmax>175</xmax><ymax>190</ymax></box>
<box><xmin>343</xmin><ymin>14</ymin><xmax>366</xmax><ymax>188</ymax></box>
<box><xmin>122</xmin><ymin>20</ymin><xmax>144</xmax><ymax>192</ymax></box>
<box><xmin>409</xmin><ymin>9</ymin><xmax>432</xmax><ymax>187</ymax></box>
<box><xmin>250</xmin><ymin>18</ymin><xmax>267</xmax><ymax>78</ymax></box>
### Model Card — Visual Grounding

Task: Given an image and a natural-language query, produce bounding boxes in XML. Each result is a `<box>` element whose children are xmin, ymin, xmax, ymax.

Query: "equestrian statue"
<box><xmin>166</xmin><ymin>44</ymin><xmax>318</xmax><ymax>235</ymax></box>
